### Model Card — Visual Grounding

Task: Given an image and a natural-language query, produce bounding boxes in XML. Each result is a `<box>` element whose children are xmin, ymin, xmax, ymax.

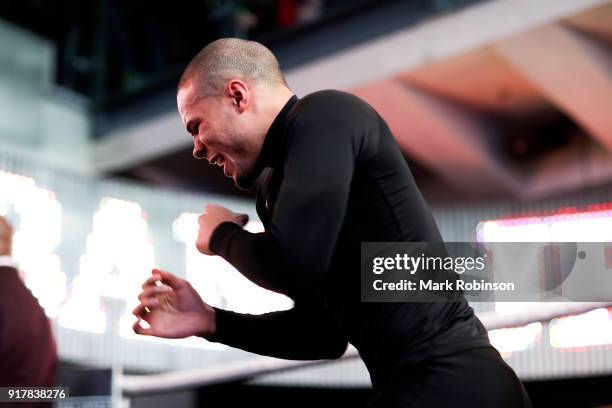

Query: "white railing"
<box><xmin>119</xmin><ymin>301</ymin><xmax>612</xmax><ymax>399</ymax></box>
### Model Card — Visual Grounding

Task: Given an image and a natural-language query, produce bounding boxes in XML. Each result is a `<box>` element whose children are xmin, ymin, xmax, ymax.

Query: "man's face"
<box><xmin>177</xmin><ymin>84</ymin><xmax>259</xmax><ymax>189</ymax></box>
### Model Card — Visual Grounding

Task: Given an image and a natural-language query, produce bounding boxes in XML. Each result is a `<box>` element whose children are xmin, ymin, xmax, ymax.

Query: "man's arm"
<box><xmin>133</xmin><ymin>269</ymin><xmax>348</xmax><ymax>360</ymax></box>
<box><xmin>204</xmin><ymin>301</ymin><xmax>348</xmax><ymax>360</ymax></box>
<box><xmin>210</xmin><ymin>104</ymin><xmax>363</xmax><ymax>299</ymax></box>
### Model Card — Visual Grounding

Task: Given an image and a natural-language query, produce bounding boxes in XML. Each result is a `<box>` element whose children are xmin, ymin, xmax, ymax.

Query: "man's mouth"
<box><xmin>211</xmin><ymin>154</ymin><xmax>233</xmax><ymax>178</ymax></box>
<box><xmin>210</xmin><ymin>154</ymin><xmax>225</xmax><ymax>167</ymax></box>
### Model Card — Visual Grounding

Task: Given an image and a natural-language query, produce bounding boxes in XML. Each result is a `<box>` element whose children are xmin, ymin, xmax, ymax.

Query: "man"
<box><xmin>0</xmin><ymin>216</ymin><xmax>57</xmax><ymax>407</ymax></box>
<box><xmin>133</xmin><ymin>38</ymin><xmax>531</xmax><ymax>407</ymax></box>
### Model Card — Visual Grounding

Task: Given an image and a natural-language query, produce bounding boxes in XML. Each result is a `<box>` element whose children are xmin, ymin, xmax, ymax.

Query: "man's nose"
<box><xmin>193</xmin><ymin>140</ymin><xmax>207</xmax><ymax>160</ymax></box>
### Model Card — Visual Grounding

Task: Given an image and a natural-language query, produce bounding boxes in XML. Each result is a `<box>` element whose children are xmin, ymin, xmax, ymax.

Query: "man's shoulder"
<box><xmin>285</xmin><ymin>90</ymin><xmax>383</xmax><ymax>158</ymax></box>
<box><xmin>300</xmin><ymin>89</ymin><xmax>362</xmax><ymax>103</ymax></box>
<box><xmin>298</xmin><ymin>89</ymin><xmax>367</xmax><ymax>108</ymax></box>
<box><xmin>292</xmin><ymin>89</ymin><xmax>376</xmax><ymax>120</ymax></box>
<box><xmin>0</xmin><ymin>265</ymin><xmax>18</xmax><ymax>277</ymax></box>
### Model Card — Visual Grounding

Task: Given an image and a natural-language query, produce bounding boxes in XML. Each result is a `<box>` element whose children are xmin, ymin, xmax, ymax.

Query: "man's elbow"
<box><xmin>321</xmin><ymin>339</ymin><xmax>349</xmax><ymax>360</ymax></box>
<box><xmin>286</xmin><ymin>272</ymin><xmax>328</xmax><ymax>302</ymax></box>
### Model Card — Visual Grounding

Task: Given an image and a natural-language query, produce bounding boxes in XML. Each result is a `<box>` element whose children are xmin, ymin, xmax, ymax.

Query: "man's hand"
<box><xmin>196</xmin><ymin>204</ymin><xmax>249</xmax><ymax>255</ymax></box>
<box><xmin>132</xmin><ymin>269</ymin><xmax>216</xmax><ymax>339</ymax></box>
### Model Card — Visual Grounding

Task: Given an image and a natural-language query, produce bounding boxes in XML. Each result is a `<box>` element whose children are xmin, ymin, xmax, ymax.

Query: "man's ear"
<box><xmin>227</xmin><ymin>80</ymin><xmax>249</xmax><ymax>112</ymax></box>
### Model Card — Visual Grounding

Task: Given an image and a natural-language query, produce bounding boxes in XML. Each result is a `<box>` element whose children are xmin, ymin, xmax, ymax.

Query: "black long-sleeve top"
<box><xmin>205</xmin><ymin>90</ymin><xmax>490</xmax><ymax>389</ymax></box>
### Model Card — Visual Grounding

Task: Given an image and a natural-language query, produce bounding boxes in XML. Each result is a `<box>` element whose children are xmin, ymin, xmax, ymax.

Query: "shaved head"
<box><xmin>179</xmin><ymin>38</ymin><xmax>288</xmax><ymax>96</ymax></box>
<box><xmin>0</xmin><ymin>216</ymin><xmax>12</xmax><ymax>256</ymax></box>
<box><xmin>177</xmin><ymin>37</ymin><xmax>294</xmax><ymax>190</ymax></box>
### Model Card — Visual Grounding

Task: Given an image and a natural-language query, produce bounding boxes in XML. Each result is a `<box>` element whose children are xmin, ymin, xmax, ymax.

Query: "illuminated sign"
<box><xmin>550</xmin><ymin>308</ymin><xmax>612</xmax><ymax>349</ymax></box>
<box><xmin>60</xmin><ymin>198</ymin><xmax>155</xmax><ymax>334</ymax></box>
<box><xmin>479</xmin><ymin>205</ymin><xmax>612</xmax><ymax>352</ymax></box>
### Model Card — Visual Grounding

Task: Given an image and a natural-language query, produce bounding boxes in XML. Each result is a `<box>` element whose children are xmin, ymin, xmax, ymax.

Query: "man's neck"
<box><xmin>250</xmin><ymin>86</ymin><xmax>295</xmax><ymax>167</ymax></box>
<box><xmin>268</xmin><ymin>89</ymin><xmax>294</xmax><ymax>121</ymax></box>
<box><xmin>258</xmin><ymin>86</ymin><xmax>294</xmax><ymax>137</ymax></box>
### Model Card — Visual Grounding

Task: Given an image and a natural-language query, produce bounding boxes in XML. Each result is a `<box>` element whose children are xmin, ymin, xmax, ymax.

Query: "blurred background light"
<box><xmin>0</xmin><ymin>170</ymin><xmax>66</xmax><ymax>318</ymax></box>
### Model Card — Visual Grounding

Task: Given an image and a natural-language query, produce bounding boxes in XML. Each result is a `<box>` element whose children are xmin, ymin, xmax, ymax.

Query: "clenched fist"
<box><xmin>196</xmin><ymin>203</ymin><xmax>249</xmax><ymax>255</ymax></box>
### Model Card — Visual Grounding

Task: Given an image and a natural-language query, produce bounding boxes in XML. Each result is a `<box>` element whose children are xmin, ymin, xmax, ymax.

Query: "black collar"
<box><xmin>257</xmin><ymin>94</ymin><xmax>298</xmax><ymax>170</ymax></box>
<box><xmin>239</xmin><ymin>95</ymin><xmax>298</xmax><ymax>190</ymax></box>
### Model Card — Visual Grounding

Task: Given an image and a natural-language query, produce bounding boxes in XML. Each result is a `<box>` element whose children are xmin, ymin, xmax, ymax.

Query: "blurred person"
<box><xmin>0</xmin><ymin>216</ymin><xmax>57</xmax><ymax>407</ymax></box>
<box><xmin>133</xmin><ymin>38</ymin><xmax>532</xmax><ymax>407</ymax></box>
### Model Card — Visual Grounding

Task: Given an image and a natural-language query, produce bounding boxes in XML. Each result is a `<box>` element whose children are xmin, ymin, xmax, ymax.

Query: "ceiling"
<box><xmin>5</xmin><ymin>0</ymin><xmax>608</xmax><ymax>204</ymax></box>
<box><xmin>114</xmin><ymin>1</ymin><xmax>612</xmax><ymax>203</ymax></box>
